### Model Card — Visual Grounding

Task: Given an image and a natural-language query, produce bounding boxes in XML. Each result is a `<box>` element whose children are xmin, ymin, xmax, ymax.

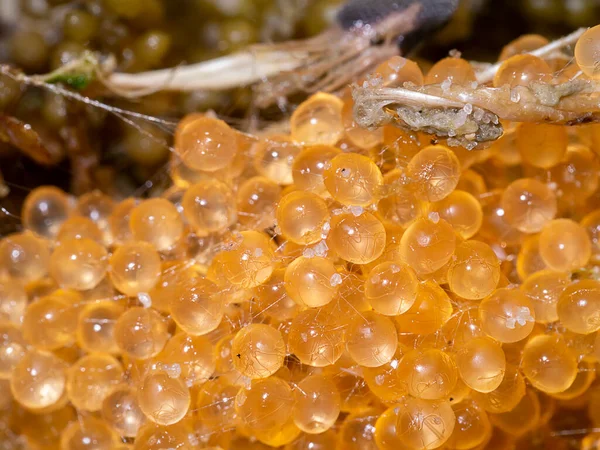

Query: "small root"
<box><xmin>351</xmin><ymin>28</ymin><xmax>596</xmax><ymax>149</ymax></box>
<box><xmin>352</xmin><ymin>77</ymin><xmax>600</xmax><ymax>148</ymax></box>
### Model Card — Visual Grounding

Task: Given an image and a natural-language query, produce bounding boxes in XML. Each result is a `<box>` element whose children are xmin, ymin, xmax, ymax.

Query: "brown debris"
<box><xmin>0</xmin><ymin>114</ymin><xmax>58</xmax><ymax>165</ymax></box>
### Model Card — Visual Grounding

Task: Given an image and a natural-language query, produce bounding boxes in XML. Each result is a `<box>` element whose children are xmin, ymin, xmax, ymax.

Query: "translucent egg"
<box><xmin>479</xmin><ymin>190</ymin><xmax>524</xmax><ymax>248</ymax></box>
<box><xmin>406</xmin><ymin>145</ymin><xmax>461</xmax><ymax>202</ymax></box>
<box><xmin>11</xmin><ymin>349</ymin><xmax>68</xmax><ymax>410</ymax></box>
<box><xmin>205</xmin><ymin>252</ymin><xmax>232</xmax><ymax>288</ymax></box>
<box><xmin>277</xmin><ymin>191</ymin><xmax>329</xmax><ymax>245</ymax></box>
<box><xmin>499</xmin><ymin>34</ymin><xmax>549</xmax><ymax>60</ymax></box>
<box><xmin>231</xmin><ymin>324</ymin><xmax>285</xmax><ymax>379</ymax></box>
<box><xmin>49</xmin><ymin>238</ymin><xmax>108</xmax><ymax>290</ymax></box>
<box><xmin>220</xmin><ymin>230</ymin><xmax>275</xmax><ymax>288</ymax></box>
<box><xmin>0</xmin><ymin>321</ymin><xmax>26</xmax><ymax>378</ymax></box>
<box><xmin>284</xmin><ymin>256</ymin><xmax>338</xmax><ymax>308</ymax></box>
<box><xmin>288</xmin><ymin>308</ymin><xmax>345</xmax><ymax>367</ymax></box>
<box><xmin>0</xmin><ymin>278</ymin><xmax>27</xmax><ymax>324</ymax></box>
<box><xmin>76</xmin><ymin>300</ymin><xmax>124</xmax><ymax>354</ymax></box>
<box><xmin>129</xmin><ymin>198</ymin><xmax>183</xmax><ymax>252</ymax></box>
<box><xmin>369</xmin><ymin>142</ymin><xmax>403</xmax><ymax>174</ymax></box>
<box><xmin>551</xmin><ymin>360</ymin><xmax>596</xmax><ymax>400</ymax></box>
<box><xmin>67</xmin><ymin>353</ymin><xmax>123</xmax><ymax>411</ymax></box>
<box><xmin>516</xmin><ymin>234</ymin><xmax>547</xmax><ymax>280</ymax></box>
<box><xmin>346</xmin><ymin>311</ymin><xmax>397</xmax><ymax>367</ymax></box>
<box><xmin>575</xmin><ymin>25</ymin><xmax>600</xmax><ymax>79</ymax></box>
<box><xmin>362</xmin><ymin>350</ymin><xmax>407</xmax><ymax>403</ymax></box>
<box><xmin>102</xmin><ymin>385</ymin><xmax>145</xmax><ymax>438</ymax></box>
<box><xmin>382</xmin><ymin>126</ymin><xmax>421</xmax><ymax>165</ymax></box>
<box><xmin>74</xmin><ymin>191</ymin><xmax>115</xmax><ymax>238</ymax></box>
<box><xmin>539</xmin><ymin>219</ymin><xmax>592</xmax><ymax>272</ymax></box>
<box><xmin>253</xmin><ymin>135</ymin><xmax>300</xmax><ymax>185</ymax></box>
<box><xmin>563</xmin><ymin>329</ymin><xmax>596</xmax><ymax>362</ymax></box>
<box><xmin>334</xmin><ymin>269</ymin><xmax>372</xmax><ymax>313</ymax></box>
<box><xmin>521</xmin><ymin>270</ymin><xmax>570</xmax><ymax>323</ymax></box>
<box><xmin>174</xmin><ymin>115</ymin><xmax>238</xmax><ymax>171</ymax></box>
<box><xmin>493</xmin><ymin>54</ymin><xmax>552</xmax><ymax>87</ymax></box>
<box><xmin>323</xmin><ymin>153</ymin><xmax>383</xmax><ymax>206</ymax></box>
<box><xmin>235</xmin><ymin>377</ymin><xmax>294</xmax><ymax>431</ymax></box>
<box><xmin>425</xmin><ymin>57</ymin><xmax>476</xmax><ymax>85</ymax></box>
<box><xmin>236</xmin><ymin>176</ymin><xmax>281</xmax><ymax>230</ymax></box>
<box><xmin>181</xmin><ymin>179</ymin><xmax>237</xmax><ymax>234</ymax></box>
<box><xmin>169</xmin><ymin>153</ymin><xmax>212</xmax><ymax>188</ymax></box>
<box><xmin>292</xmin><ymin>145</ymin><xmax>341</xmax><ymax>195</ymax></box>
<box><xmin>108</xmin><ymin>197</ymin><xmax>137</xmax><ymax>244</ymax></box>
<box><xmin>431</xmin><ymin>190</ymin><xmax>483</xmax><ymax>239</ymax></box>
<box><xmin>471</xmin><ymin>364</ymin><xmax>525</xmax><ymax>413</ymax></box>
<box><xmin>21</xmin><ymin>277</ymin><xmax>59</xmax><ymax>305</ymax></box>
<box><xmin>397</xmin><ymin>348</ymin><xmax>458</xmax><ymax>400</ymax></box>
<box><xmin>457</xmin><ymin>169</ymin><xmax>487</xmax><ymax>198</ymax></box>
<box><xmin>109</xmin><ymin>241</ymin><xmax>161</xmax><ymax>296</ymax></box>
<box><xmin>195</xmin><ymin>377</ymin><xmax>238</xmax><ymax>432</ymax></box>
<box><xmin>489</xmin><ymin>129</ymin><xmax>521</xmax><ymax>166</ymax></box>
<box><xmin>456</xmin><ymin>337</ymin><xmax>506</xmax><ymax>393</ymax></box>
<box><xmin>516</xmin><ymin>123</ymin><xmax>567</xmax><ymax>169</ymax></box>
<box><xmin>22</xmin><ymin>186</ymin><xmax>71</xmax><ymax>238</ymax></box>
<box><xmin>254</xmin><ymin>417</ymin><xmax>302</xmax><ymax>447</ymax></box>
<box><xmin>328</xmin><ymin>212</ymin><xmax>386</xmax><ymax>264</ymax></box>
<box><xmin>501</xmin><ymin>178</ymin><xmax>557</xmax><ymax>233</ymax></box>
<box><xmin>557</xmin><ymin>279</ymin><xmax>600</xmax><ymax>334</ymax></box>
<box><xmin>381</xmin><ymin>398</ymin><xmax>455</xmax><ymax>450</ymax></box>
<box><xmin>489</xmin><ymin>389</ymin><xmax>540</xmax><ymax>436</ymax></box>
<box><xmin>373</xmin><ymin>56</ymin><xmax>424</xmax><ymax>87</ymax></box>
<box><xmin>148</xmin><ymin>260</ymin><xmax>196</xmax><ymax>314</ymax></box>
<box><xmin>339</xmin><ymin>408</ymin><xmax>380</xmax><ymax>450</ymax></box>
<box><xmin>133</xmin><ymin>421</ymin><xmax>192</xmax><ymax>450</ymax></box>
<box><xmin>157</xmin><ymin>333</ymin><xmax>215</xmax><ymax>387</ymax></box>
<box><xmin>399</xmin><ymin>217</ymin><xmax>457</xmax><ymax>275</ymax></box>
<box><xmin>114</xmin><ymin>307</ymin><xmax>169</xmax><ymax>359</ymax></box>
<box><xmin>549</xmin><ymin>144</ymin><xmax>600</xmax><ymax>203</ymax></box>
<box><xmin>169</xmin><ymin>276</ymin><xmax>223</xmax><ymax>336</ymax></box>
<box><xmin>376</xmin><ymin>178</ymin><xmax>424</xmax><ymax>229</ymax></box>
<box><xmin>138</xmin><ymin>370</ymin><xmax>191</xmax><ymax>425</ymax></box>
<box><xmin>479</xmin><ymin>288</ymin><xmax>535</xmax><ymax>343</ymax></box>
<box><xmin>290</xmin><ymin>92</ymin><xmax>344</xmax><ymax>146</ymax></box>
<box><xmin>395</xmin><ymin>281</ymin><xmax>453</xmax><ymax>334</ymax></box>
<box><xmin>445</xmin><ymin>399</ymin><xmax>492</xmax><ymax>450</ymax></box>
<box><xmin>57</xmin><ymin>216</ymin><xmax>103</xmax><ymax>243</ymax></box>
<box><xmin>293</xmin><ymin>374</ymin><xmax>340</xmax><ymax>434</ymax></box>
<box><xmin>60</xmin><ymin>416</ymin><xmax>118</xmax><ymax>450</ymax></box>
<box><xmin>211</xmin><ymin>334</ymin><xmax>242</xmax><ymax>387</ymax></box>
<box><xmin>364</xmin><ymin>261</ymin><xmax>418</xmax><ymax>316</ymax></box>
<box><xmin>373</xmin><ymin>406</ymin><xmax>410</xmax><ymax>450</ymax></box>
<box><xmin>0</xmin><ymin>232</ymin><xmax>50</xmax><ymax>282</ymax></box>
<box><xmin>23</xmin><ymin>294</ymin><xmax>77</xmax><ymax>350</ymax></box>
<box><xmin>254</xmin><ymin>268</ymin><xmax>299</xmax><ymax>321</ymax></box>
<box><xmin>329</xmin><ymin>368</ymin><xmax>378</xmax><ymax>414</ymax></box>
<box><xmin>448</xmin><ymin>240</ymin><xmax>501</xmax><ymax>300</ymax></box>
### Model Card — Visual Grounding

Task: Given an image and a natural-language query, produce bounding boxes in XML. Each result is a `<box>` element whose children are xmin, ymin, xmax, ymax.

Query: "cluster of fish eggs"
<box><xmin>5</xmin><ymin>30</ymin><xmax>600</xmax><ymax>450</ymax></box>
